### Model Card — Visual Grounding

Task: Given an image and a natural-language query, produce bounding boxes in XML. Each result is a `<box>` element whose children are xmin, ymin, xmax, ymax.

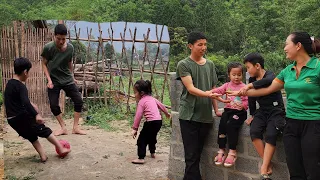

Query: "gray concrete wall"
<box><xmin>168</xmin><ymin>73</ymin><xmax>289</xmax><ymax>180</ymax></box>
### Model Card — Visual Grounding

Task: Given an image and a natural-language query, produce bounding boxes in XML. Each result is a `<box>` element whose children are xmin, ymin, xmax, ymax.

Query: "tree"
<box><xmin>105</xmin><ymin>43</ymin><xmax>115</xmax><ymax>59</ymax></box>
<box><xmin>168</xmin><ymin>27</ymin><xmax>188</xmax><ymax>56</ymax></box>
<box><xmin>116</xmin><ymin>0</ymin><xmax>152</xmax><ymax>22</ymax></box>
<box><xmin>293</xmin><ymin>0</ymin><xmax>320</xmax><ymax>37</ymax></box>
<box><xmin>71</xmin><ymin>41</ymin><xmax>87</xmax><ymax>64</ymax></box>
<box><xmin>168</xmin><ymin>27</ymin><xmax>188</xmax><ymax>71</ymax></box>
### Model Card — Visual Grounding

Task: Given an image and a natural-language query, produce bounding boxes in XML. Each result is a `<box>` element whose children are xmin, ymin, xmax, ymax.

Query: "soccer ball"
<box><xmin>55</xmin><ymin>140</ymin><xmax>71</xmax><ymax>157</ymax></box>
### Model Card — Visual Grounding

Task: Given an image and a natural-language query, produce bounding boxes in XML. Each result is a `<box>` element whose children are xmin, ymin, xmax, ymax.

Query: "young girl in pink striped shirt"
<box><xmin>213</xmin><ymin>62</ymin><xmax>248</xmax><ymax>167</ymax></box>
<box><xmin>131</xmin><ymin>80</ymin><xmax>170</xmax><ymax>164</ymax></box>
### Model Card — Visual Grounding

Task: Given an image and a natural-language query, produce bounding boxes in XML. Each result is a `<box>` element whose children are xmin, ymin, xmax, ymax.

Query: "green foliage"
<box><xmin>70</xmin><ymin>41</ymin><xmax>87</xmax><ymax>64</ymax></box>
<box><xmin>116</xmin><ymin>0</ymin><xmax>152</xmax><ymax>22</ymax></box>
<box><xmin>293</xmin><ymin>0</ymin><xmax>320</xmax><ymax>37</ymax></box>
<box><xmin>104</xmin><ymin>43</ymin><xmax>114</xmax><ymax>60</ymax></box>
<box><xmin>1</xmin><ymin>0</ymin><xmax>319</xmax><ymax>53</ymax></box>
<box><xmin>84</xmin><ymin>101</ymin><xmax>134</xmax><ymax>130</ymax></box>
<box><xmin>206</xmin><ymin>53</ymin><xmax>241</xmax><ymax>84</ymax></box>
<box><xmin>206</xmin><ymin>51</ymin><xmax>290</xmax><ymax>85</ymax></box>
<box><xmin>169</xmin><ymin>53</ymin><xmax>187</xmax><ymax>72</ymax></box>
<box><xmin>64</xmin><ymin>99</ymin><xmax>135</xmax><ymax>130</ymax></box>
<box><xmin>168</xmin><ymin>27</ymin><xmax>188</xmax><ymax>72</ymax></box>
<box><xmin>262</xmin><ymin>51</ymin><xmax>291</xmax><ymax>75</ymax></box>
<box><xmin>5</xmin><ymin>174</ymin><xmax>36</xmax><ymax>180</ymax></box>
<box><xmin>168</xmin><ymin>27</ymin><xmax>188</xmax><ymax>56</ymax></box>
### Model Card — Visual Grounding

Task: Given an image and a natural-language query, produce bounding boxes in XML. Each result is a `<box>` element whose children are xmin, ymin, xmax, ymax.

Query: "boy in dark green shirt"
<box><xmin>176</xmin><ymin>32</ymin><xmax>225</xmax><ymax>180</ymax></box>
<box><xmin>41</xmin><ymin>24</ymin><xmax>86</xmax><ymax>136</ymax></box>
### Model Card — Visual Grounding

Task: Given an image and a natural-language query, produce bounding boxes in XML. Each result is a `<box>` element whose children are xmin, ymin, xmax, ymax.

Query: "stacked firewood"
<box><xmin>73</xmin><ymin>61</ymin><xmax>110</xmax><ymax>92</ymax></box>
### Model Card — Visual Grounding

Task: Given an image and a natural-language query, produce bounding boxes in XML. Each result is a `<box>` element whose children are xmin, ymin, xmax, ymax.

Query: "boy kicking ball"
<box><xmin>4</xmin><ymin>57</ymin><xmax>71</xmax><ymax>162</ymax></box>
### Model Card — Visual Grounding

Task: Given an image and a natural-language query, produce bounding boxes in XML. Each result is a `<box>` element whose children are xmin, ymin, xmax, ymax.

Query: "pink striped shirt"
<box><xmin>212</xmin><ymin>82</ymin><xmax>248</xmax><ymax>110</ymax></box>
<box><xmin>132</xmin><ymin>95</ymin><xmax>169</xmax><ymax>130</ymax></box>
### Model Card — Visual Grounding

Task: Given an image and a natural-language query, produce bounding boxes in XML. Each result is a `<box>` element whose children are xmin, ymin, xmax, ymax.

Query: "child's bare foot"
<box><xmin>40</xmin><ymin>155</ymin><xmax>48</xmax><ymax>163</ymax></box>
<box><xmin>267</xmin><ymin>163</ymin><xmax>273</xmax><ymax>175</ymax></box>
<box><xmin>224</xmin><ymin>152</ymin><xmax>237</xmax><ymax>167</ymax></box>
<box><xmin>260</xmin><ymin>163</ymin><xmax>269</xmax><ymax>175</ymax></box>
<box><xmin>216</xmin><ymin>151</ymin><xmax>224</xmax><ymax>160</ymax></box>
<box><xmin>214</xmin><ymin>149</ymin><xmax>225</xmax><ymax>166</ymax></box>
<box><xmin>72</xmin><ymin>128</ymin><xmax>86</xmax><ymax>135</ymax></box>
<box><xmin>132</xmin><ymin>159</ymin><xmax>145</xmax><ymax>164</ymax></box>
<box><xmin>151</xmin><ymin>153</ymin><xmax>155</xmax><ymax>158</ymax></box>
<box><xmin>58</xmin><ymin>147</ymin><xmax>71</xmax><ymax>158</ymax></box>
<box><xmin>54</xmin><ymin>128</ymin><xmax>68</xmax><ymax>136</ymax></box>
<box><xmin>215</xmin><ymin>149</ymin><xmax>224</xmax><ymax>160</ymax></box>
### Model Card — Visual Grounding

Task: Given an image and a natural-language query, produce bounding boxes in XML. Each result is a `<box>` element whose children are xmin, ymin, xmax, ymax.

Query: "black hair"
<box><xmin>290</xmin><ymin>32</ymin><xmax>320</xmax><ymax>55</ymax></box>
<box><xmin>134</xmin><ymin>80</ymin><xmax>152</xmax><ymax>95</ymax></box>
<box><xmin>54</xmin><ymin>24</ymin><xmax>67</xmax><ymax>35</ymax></box>
<box><xmin>243</xmin><ymin>53</ymin><xmax>265</xmax><ymax>69</ymax></box>
<box><xmin>187</xmin><ymin>32</ymin><xmax>207</xmax><ymax>45</ymax></box>
<box><xmin>14</xmin><ymin>57</ymin><xmax>32</xmax><ymax>75</ymax></box>
<box><xmin>227</xmin><ymin>62</ymin><xmax>243</xmax><ymax>74</ymax></box>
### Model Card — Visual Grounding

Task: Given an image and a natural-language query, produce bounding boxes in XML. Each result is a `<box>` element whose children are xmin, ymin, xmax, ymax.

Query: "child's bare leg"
<box><xmin>217</xmin><ymin>133</ymin><xmax>227</xmax><ymax>160</ymax></box>
<box><xmin>252</xmin><ymin>138</ymin><xmax>264</xmax><ymax>158</ymax></box>
<box><xmin>31</xmin><ymin>140</ymin><xmax>47</xmax><ymax>162</ymax></box>
<box><xmin>46</xmin><ymin>134</ymin><xmax>71</xmax><ymax>155</ymax></box>
<box><xmin>261</xmin><ymin>143</ymin><xmax>275</xmax><ymax>175</ymax></box>
<box><xmin>72</xmin><ymin>112</ymin><xmax>86</xmax><ymax>135</ymax></box>
<box><xmin>54</xmin><ymin>114</ymin><xmax>68</xmax><ymax>136</ymax></box>
<box><xmin>31</xmin><ymin>102</ymin><xmax>40</xmax><ymax>114</ymax></box>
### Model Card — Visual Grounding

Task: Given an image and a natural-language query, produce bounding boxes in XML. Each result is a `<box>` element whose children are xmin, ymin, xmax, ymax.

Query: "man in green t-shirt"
<box><xmin>176</xmin><ymin>32</ymin><xmax>224</xmax><ymax>180</ymax></box>
<box><xmin>41</xmin><ymin>24</ymin><xmax>86</xmax><ymax>136</ymax></box>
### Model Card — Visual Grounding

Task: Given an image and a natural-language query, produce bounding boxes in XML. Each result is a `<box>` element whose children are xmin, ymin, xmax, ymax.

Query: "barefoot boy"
<box><xmin>4</xmin><ymin>57</ymin><xmax>71</xmax><ymax>162</ymax></box>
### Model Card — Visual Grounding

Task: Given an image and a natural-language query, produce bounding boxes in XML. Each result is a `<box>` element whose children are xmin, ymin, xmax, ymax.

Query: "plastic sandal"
<box><xmin>224</xmin><ymin>152</ymin><xmax>237</xmax><ymax>167</ymax></box>
<box><xmin>213</xmin><ymin>150</ymin><xmax>226</xmax><ymax>166</ymax></box>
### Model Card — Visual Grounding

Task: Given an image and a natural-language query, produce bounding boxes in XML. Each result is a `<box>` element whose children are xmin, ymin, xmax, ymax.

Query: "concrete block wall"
<box><xmin>168</xmin><ymin>73</ymin><xmax>289</xmax><ymax>180</ymax></box>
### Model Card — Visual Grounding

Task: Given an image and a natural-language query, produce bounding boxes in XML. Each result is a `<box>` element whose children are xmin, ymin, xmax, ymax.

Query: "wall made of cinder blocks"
<box><xmin>168</xmin><ymin>73</ymin><xmax>289</xmax><ymax>180</ymax></box>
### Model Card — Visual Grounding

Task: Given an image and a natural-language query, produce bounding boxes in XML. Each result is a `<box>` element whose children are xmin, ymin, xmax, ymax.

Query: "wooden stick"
<box><xmin>20</xmin><ymin>21</ymin><xmax>25</xmax><ymax>57</ymax></box>
<box><xmin>67</xmin><ymin>37</ymin><xmax>170</xmax><ymax>44</ymax></box>
<box><xmin>94</xmin><ymin>23</ymin><xmax>101</xmax><ymax>102</ymax></box>
<box><xmin>13</xmin><ymin>21</ymin><xmax>19</xmax><ymax>57</ymax></box>
<box><xmin>98</xmin><ymin>23</ymin><xmax>107</xmax><ymax>105</ymax></box>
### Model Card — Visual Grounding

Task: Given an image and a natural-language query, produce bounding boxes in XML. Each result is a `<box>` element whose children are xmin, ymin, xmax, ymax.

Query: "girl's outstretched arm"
<box><xmin>155</xmin><ymin>98</ymin><xmax>170</xmax><ymax>118</ymax></box>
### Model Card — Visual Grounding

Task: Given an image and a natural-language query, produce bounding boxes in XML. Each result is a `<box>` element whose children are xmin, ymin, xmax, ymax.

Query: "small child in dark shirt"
<box><xmin>236</xmin><ymin>53</ymin><xmax>286</xmax><ymax>178</ymax></box>
<box><xmin>4</xmin><ymin>57</ymin><xmax>71</xmax><ymax>162</ymax></box>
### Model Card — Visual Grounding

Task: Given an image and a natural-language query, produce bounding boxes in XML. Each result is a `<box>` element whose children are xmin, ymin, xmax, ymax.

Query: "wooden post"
<box><xmin>13</xmin><ymin>21</ymin><xmax>19</xmax><ymax>57</ymax></box>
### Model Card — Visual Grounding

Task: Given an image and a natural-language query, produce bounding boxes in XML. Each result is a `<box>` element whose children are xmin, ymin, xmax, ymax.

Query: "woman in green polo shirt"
<box><xmin>228</xmin><ymin>32</ymin><xmax>320</xmax><ymax>180</ymax></box>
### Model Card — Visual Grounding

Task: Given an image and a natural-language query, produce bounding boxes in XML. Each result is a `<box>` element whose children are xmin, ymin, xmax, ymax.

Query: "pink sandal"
<box><xmin>224</xmin><ymin>152</ymin><xmax>237</xmax><ymax>167</ymax></box>
<box><xmin>214</xmin><ymin>150</ymin><xmax>226</xmax><ymax>166</ymax></box>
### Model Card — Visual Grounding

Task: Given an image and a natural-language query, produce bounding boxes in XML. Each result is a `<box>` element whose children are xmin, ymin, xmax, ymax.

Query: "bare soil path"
<box><xmin>4</xmin><ymin>118</ymin><xmax>170</xmax><ymax>180</ymax></box>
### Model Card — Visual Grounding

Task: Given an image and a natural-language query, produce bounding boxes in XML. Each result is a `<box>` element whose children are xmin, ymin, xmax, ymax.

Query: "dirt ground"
<box><xmin>3</xmin><ymin>118</ymin><xmax>170</xmax><ymax>180</ymax></box>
